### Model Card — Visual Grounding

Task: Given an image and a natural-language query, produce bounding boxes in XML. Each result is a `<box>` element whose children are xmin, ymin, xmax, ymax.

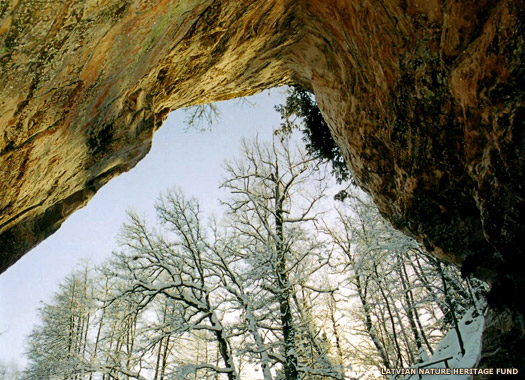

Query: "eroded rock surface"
<box><xmin>0</xmin><ymin>0</ymin><xmax>298</xmax><ymax>268</ymax></box>
<box><xmin>1</xmin><ymin>0</ymin><xmax>523</xmax><ymax>372</ymax></box>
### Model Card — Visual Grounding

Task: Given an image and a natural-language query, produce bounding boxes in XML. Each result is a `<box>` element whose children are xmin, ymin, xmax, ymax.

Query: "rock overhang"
<box><xmin>0</xmin><ymin>0</ymin><xmax>523</xmax><ymax>371</ymax></box>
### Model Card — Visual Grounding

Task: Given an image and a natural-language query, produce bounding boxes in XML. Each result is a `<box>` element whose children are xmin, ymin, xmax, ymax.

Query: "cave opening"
<box><xmin>0</xmin><ymin>89</ymin><xmax>287</xmax><ymax>369</ymax></box>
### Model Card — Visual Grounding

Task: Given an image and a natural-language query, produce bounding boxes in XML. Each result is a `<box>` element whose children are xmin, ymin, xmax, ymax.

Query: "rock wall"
<box><xmin>1</xmin><ymin>0</ymin><xmax>523</xmax><ymax>373</ymax></box>
<box><xmin>294</xmin><ymin>0</ymin><xmax>523</xmax><ymax>283</ymax></box>
<box><xmin>0</xmin><ymin>0</ymin><xmax>298</xmax><ymax>268</ymax></box>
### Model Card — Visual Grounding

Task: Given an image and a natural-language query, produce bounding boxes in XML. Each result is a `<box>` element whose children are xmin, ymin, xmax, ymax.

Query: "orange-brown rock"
<box><xmin>1</xmin><ymin>0</ymin><xmax>523</xmax><ymax>373</ymax></box>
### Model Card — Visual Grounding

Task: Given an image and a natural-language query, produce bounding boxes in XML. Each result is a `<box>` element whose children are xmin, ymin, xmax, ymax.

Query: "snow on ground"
<box><xmin>389</xmin><ymin>306</ymin><xmax>485</xmax><ymax>380</ymax></box>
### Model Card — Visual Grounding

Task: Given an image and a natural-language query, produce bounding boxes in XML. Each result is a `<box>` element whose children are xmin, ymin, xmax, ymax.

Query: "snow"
<box><xmin>391</xmin><ymin>306</ymin><xmax>485</xmax><ymax>380</ymax></box>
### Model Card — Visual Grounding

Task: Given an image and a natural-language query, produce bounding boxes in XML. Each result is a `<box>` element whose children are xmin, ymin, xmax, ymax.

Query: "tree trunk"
<box><xmin>208</xmin><ymin>311</ymin><xmax>238</xmax><ymax>380</ymax></box>
<box><xmin>153</xmin><ymin>337</ymin><xmax>163</xmax><ymax>380</ymax></box>
<box><xmin>401</xmin><ymin>259</ymin><xmax>433</xmax><ymax>355</ymax></box>
<box><xmin>355</xmin><ymin>274</ymin><xmax>391</xmax><ymax>368</ymax></box>
<box><xmin>439</xmin><ymin>263</ymin><xmax>465</xmax><ymax>356</ymax></box>
<box><xmin>398</xmin><ymin>256</ymin><xmax>423</xmax><ymax>353</ymax></box>
<box><xmin>274</xmin><ymin>177</ymin><xmax>298</xmax><ymax>380</ymax></box>
<box><xmin>375</xmin><ymin>271</ymin><xmax>404</xmax><ymax>367</ymax></box>
<box><xmin>328</xmin><ymin>294</ymin><xmax>345</xmax><ymax>379</ymax></box>
<box><xmin>159</xmin><ymin>335</ymin><xmax>171</xmax><ymax>380</ymax></box>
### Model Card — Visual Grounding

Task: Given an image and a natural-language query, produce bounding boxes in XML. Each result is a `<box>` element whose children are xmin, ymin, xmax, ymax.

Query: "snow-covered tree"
<box><xmin>220</xmin><ymin>136</ymin><xmax>341</xmax><ymax>380</ymax></box>
<box><xmin>23</xmin><ymin>265</ymin><xmax>96</xmax><ymax>379</ymax></box>
<box><xmin>21</xmin><ymin>132</ymin><xmax>487</xmax><ymax>380</ymax></box>
<box><xmin>320</xmin><ymin>188</ymin><xmax>487</xmax><ymax>375</ymax></box>
<box><xmin>0</xmin><ymin>360</ymin><xmax>22</xmax><ymax>380</ymax></box>
<box><xmin>107</xmin><ymin>192</ymin><xmax>239</xmax><ymax>380</ymax></box>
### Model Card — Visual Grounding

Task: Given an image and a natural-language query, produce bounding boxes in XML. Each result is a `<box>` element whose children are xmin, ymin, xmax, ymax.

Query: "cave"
<box><xmin>0</xmin><ymin>0</ymin><xmax>523</xmax><ymax>375</ymax></box>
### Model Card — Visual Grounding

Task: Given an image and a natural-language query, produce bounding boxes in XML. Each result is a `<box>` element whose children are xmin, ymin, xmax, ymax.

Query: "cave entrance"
<box><xmin>0</xmin><ymin>89</ymin><xmax>287</xmax><ymax>367</ymax></box>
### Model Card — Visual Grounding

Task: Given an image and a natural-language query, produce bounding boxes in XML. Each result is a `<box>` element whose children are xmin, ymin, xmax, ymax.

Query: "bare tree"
<box><xmin>220</xmin><ymin>136</ymin><xmax>340</xmax><ymax>380</ymax></box>
<box><xmin>107</xmin><ymin>192</ymin><xmax>240</xmax><ymax>380</ymax></box>
<box><xmin>23</xmin><ymin>265</ymin><xmax>98</xmax><ymax>380</ymax></box>
<box><xmin>21</xmin><ymin>130</ymin><xmax>488</xmax><ymax>380</ymax></box>
<box><xmin>0</xmin><ymin>360</ymin><xmax>22</xmax><ymax>380</ymax></box>
<box><xmin>320</xmin><ymin>188</ymin><xmax>486</xmax><ymax>374</ymax></box>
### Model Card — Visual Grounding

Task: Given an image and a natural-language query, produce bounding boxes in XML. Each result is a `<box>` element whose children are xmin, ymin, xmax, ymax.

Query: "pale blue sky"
<box><xmin>0</xmin><ymin>88</ymin><xmax>288</xmax><ymax>367</ymax></box>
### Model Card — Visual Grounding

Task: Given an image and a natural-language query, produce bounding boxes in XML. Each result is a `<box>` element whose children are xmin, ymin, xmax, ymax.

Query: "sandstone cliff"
<box><xmin>1</xmin><ymin>0</ymin><xmax>523</xmax><ymax>373</ymax></box>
